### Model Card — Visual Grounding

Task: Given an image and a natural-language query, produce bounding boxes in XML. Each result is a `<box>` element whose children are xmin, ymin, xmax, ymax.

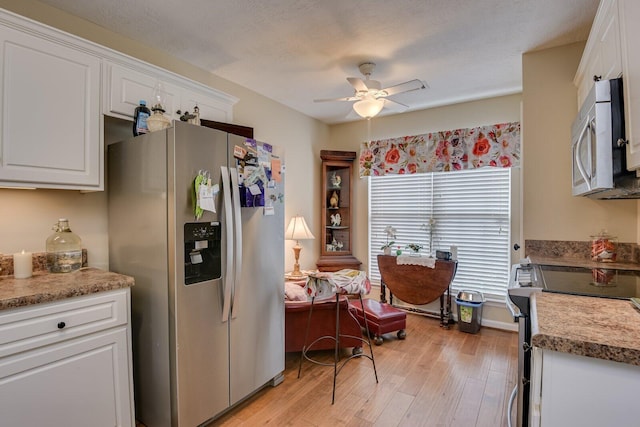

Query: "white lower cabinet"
<box><xmin>0</xmin><ymin>289</ymin><xmax>134</xmax><ymax>427</ymax></box>
<box><xmin>531</xmin><ymin>348</ymin><xmax>640</xmax><ymax>427</ymax></box>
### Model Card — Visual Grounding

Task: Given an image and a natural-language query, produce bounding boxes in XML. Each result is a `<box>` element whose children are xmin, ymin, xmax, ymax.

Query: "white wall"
<box><xmin>522</xmin><ymin>42</ymin><xmax>637</xmax><ymax>242</ymax></box>
<box><xmin>0</xmin><ymin>189</ymin><xmax>108</xmax><ymax>267</ymax></box>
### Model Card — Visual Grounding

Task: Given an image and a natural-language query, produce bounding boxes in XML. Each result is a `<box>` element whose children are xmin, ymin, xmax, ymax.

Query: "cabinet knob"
<box><xmin>57</xmin><ymin>321</ymin><xmax>66</xmax><ymax>329</ymax></box>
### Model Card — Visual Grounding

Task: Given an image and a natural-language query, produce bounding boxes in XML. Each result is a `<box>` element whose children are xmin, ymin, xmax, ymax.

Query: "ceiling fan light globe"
<box><xmin>353</xmin><ymin>98</ymin><xmax>384</xmax><ymax>118</ymax></box>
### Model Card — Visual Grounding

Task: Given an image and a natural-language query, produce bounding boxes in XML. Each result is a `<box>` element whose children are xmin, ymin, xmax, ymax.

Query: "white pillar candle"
<box><xmin>13</xmin><ymin>250</ymin><xmax>32</xmax><ymax>279</ymax></box>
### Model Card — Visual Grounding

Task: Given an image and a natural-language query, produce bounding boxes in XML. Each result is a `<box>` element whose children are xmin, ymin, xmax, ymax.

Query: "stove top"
<box><xmin>509</xmin><ymin>262</ymin><xmax>640</xmax><ymax>300</ymax></box>
<box><xmin>538</xmin><ymin>265</ymin><xmax>640</xmax><ymax>300</ymax></box>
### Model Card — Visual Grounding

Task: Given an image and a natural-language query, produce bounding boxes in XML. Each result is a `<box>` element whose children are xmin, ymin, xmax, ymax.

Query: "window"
<box><xmin>368</xmin><ymin>167</ymin><xmax>512</xmax><ymax>302</ymax></box>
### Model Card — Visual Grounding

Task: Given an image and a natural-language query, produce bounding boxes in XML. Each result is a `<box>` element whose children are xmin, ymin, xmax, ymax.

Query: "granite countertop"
<box><xmin>531</xmin><ymin>292</ymin><xmax>640</xmax><ymax>366</ymax></box>
<box><xmin>0</xmin><ymin>267</ymin><xmax>134</xmax><ymax>311</ymax></box>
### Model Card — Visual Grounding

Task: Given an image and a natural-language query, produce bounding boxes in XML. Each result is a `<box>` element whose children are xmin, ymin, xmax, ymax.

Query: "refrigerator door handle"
<box><xmin>220</xmin><ymin>165</ymin><xmax>234</xmax><ymax>323</ymax></box>
<box><xmin>229</xmin><ymin>167</ymin><xmax>243</xmax><ymax>319</ymax></box>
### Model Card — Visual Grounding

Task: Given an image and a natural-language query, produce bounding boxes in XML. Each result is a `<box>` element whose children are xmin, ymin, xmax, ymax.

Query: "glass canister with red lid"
<box><xmin>590</xmin><ymin>230</ymin><xmax>617</xmax><ymax>262</ymax></box>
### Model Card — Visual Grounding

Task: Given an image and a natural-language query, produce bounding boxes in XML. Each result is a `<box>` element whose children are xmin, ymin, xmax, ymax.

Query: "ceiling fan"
<box><xmin>314</xmin><ymin>62</ymin><xmax>428</xmax><ymax>118</ymax></box>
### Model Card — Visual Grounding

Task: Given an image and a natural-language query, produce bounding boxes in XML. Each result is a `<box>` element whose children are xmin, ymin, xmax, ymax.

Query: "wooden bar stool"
<box><xmin>297</xmin><ymin>270</ymin><xmax>378</xmax><ymax>404</ymax></box>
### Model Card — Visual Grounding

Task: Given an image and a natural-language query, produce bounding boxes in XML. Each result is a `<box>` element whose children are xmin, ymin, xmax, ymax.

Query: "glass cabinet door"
<box><xmin>317</xmin><ymin>150</ymin><xmax>361</xmax><ymax>272</ymax></box>
<box><xmin>324</xmin><ymin>164</ymin><xmax>351</xmax><ymax>253</ymax></box>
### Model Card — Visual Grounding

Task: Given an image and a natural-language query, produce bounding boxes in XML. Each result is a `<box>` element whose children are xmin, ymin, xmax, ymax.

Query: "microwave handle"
<box><xmin>574</xmin><ymin>119</ymin><xmax>592</xmax><ymax>189</ymax></box>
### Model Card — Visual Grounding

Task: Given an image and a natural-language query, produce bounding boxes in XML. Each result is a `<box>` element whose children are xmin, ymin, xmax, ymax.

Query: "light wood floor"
<box><xmin>210</xmin><ymin>313</ymin><xmax>518</xmax><ymax>427</ymax></box>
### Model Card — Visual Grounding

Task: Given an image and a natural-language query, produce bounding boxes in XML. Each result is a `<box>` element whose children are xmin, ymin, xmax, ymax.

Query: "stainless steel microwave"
<box><xmin>571</xmin><ymin>77</ymin><xmax>630</xmax><ymax>198</ymax></box>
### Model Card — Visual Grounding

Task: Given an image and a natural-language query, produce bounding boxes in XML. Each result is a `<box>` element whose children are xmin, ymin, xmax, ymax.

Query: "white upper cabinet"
<box><xmin>104</xmin><ymin>60</ymin><xmax>236</xmax><ymax>124</ymax></box>
<box><xmin>104</xmin><ymin>62</ymin><xmax>180</xmax><ymax>121</ymax></box>
<box><xmin>574</xmin><ymin>0</ymin><xmax>622</xmax><ymax>107</ymax></box>
<box><xmin>575</xmin><ymin>0</ymin><xmax>640</xmax><ymax>171</ymax></box>
<box><xmin>618</xmin><ymin>0</ymin><xmax>640</xmax><ymax>170</ymax></box>
<box><xmin>0</xmin><ymin>17</ymin><xmax>102</xmax><ymax>190</ymax></box>
<box><xmin>0</xmin><ymin>8</ymin><xmax>237</xmax><ymax>190</ymax></box>
<box><xmin>179</xmin><ymin>87</ymin><xmax>235</xmax><ymax>123</ymax></box>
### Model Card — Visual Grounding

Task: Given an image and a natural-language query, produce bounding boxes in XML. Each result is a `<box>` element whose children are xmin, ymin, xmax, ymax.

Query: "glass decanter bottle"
<box><xmin>46</xmin><ymin>218</ymin><xmax>82</xmax><ymax>273</ymax></box>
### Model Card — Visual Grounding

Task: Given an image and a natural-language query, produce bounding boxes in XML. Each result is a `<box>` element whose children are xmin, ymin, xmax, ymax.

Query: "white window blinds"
<box><xmin>368</xmin><ymin>167</ymin><xmax>511</xmax><ymax>302</ymax></box>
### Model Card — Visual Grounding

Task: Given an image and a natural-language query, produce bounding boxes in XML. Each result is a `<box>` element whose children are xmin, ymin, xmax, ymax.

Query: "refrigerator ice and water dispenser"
<box><xmin>184</xmin><ymin>222</ymin><xmax>221</xmax><ymax>285</ymax></box>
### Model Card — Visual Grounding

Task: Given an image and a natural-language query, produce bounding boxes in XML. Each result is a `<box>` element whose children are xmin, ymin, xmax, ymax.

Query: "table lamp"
<box><xmin>285</xmin><ymin>215</ymin><xmax>315</xmax><ymax>278</ymax></box>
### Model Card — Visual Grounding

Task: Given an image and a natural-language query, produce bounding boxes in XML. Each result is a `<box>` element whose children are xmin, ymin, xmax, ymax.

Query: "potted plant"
<box><xmin>381</xmin><ymin>225</ymin><xmax>397</xmax><ymax>255</ymax></box>
<box><xmin>381</xmin><ymin>240</ymin><xmax>395</xmax><ymax>255</ymax></box>
<box><xmin>405</xmin><ymin>243</ymin><xmax>423</xmax><ymax>254</ymax></box>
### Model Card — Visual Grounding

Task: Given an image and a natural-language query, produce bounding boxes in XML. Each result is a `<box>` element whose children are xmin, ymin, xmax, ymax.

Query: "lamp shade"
<box><xmin>353</xmin><ymin>97</ymin><xmax>384</xmax><ymax>118</ymax></box>
<box><xmin>285</xmin><ymin>215</ymin><xmax>315</xmax><ymax>241</ymax></box>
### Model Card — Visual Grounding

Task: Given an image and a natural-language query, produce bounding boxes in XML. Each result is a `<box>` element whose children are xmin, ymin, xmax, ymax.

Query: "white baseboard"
<box><xmin>385</xmin><ymin>299</ymin><xmax>518</xmax><ymax>332</ymax></box>
<box><xmin>478</xmin><ymin>318</ymin><xmax>518</xmax><ymax>332</ymax></box>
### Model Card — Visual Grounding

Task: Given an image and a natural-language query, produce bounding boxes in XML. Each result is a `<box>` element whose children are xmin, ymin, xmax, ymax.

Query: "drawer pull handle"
<box><xmin>57</xmin><ymin>321</ymin><xmax>66</xmax><ymax>329</ymax></box>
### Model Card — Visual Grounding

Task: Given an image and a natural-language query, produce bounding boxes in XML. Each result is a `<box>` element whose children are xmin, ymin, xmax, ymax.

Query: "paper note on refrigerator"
<box><xmin>271</xmin><ymin>158</ymin><xmax>282</xmax><ymax>182</ymax></box>
<box><xmin>248</xmin><ymin>184</ymin><xmax>261</xmax><ymax>195</ymax></box>
<box><xmin>199</xmin><ymin>181</ymin><xmax>216</xmax><ymax>213</ymax></box>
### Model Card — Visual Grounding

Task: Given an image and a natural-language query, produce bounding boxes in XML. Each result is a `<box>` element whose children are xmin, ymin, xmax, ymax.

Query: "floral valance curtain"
<box><xmin>359</xmin><ymin>121</ymin><xmax>520</xmax><ymax>177</ymax></box>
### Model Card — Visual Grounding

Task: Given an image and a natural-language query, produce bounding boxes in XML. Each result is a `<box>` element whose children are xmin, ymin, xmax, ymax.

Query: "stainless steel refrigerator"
<box><xmin>108</xmin><ymin>121</ymin><xmax>285</xmax><ymax>427</ymax></box>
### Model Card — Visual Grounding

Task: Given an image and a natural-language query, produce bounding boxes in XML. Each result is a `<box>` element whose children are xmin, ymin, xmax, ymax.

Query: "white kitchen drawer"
<box><xmin>0</xmin><ymin>289</ymin><xmax>128</xmax><ymax>357</ymax></box>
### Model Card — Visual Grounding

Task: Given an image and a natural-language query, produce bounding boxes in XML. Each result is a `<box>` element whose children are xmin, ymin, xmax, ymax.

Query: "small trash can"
<box><xmin>456</xmin><ymin>290</ymin><xmax>484</xmax><ymax>334</ymax></box>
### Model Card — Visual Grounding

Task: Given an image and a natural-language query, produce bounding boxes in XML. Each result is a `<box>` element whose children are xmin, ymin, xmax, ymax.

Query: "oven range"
<box><xmin>505</xmin><ymin>260</ymin><xmax>640</xmax><ymax>427</ymax></box>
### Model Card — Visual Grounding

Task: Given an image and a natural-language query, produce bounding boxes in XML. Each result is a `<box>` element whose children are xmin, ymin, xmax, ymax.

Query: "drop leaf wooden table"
<box><xmin>376</xmin><ymin>254</ymin><xmax>457</xmax><ymax>327</ymax></box>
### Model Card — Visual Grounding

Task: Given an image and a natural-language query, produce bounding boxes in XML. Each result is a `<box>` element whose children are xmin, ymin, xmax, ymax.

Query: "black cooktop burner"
<box><xmin>539</xmin><ymin>265</ymin><xmax>640</xmax><ymax>300</ymax></box>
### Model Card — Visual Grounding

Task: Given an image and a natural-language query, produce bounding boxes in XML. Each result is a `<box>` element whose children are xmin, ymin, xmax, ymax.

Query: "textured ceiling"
<box><xmin>38</xmin><ymin>0</ymin><xmax>599</xmax><ymax>124</ymax></box>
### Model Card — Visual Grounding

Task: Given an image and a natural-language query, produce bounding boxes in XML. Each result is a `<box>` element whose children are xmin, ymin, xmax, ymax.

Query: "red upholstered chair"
<box><xmin>284</xmin><ymin>296</ymin><xmax>363</xmax><ymax>353</ymax></box>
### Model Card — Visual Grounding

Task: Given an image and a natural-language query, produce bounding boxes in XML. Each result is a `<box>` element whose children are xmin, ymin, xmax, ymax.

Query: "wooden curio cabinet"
<box><xmin>316</xmin><ymin>150</ymin><xmax>362</xmax><ymax>272</ymax></box>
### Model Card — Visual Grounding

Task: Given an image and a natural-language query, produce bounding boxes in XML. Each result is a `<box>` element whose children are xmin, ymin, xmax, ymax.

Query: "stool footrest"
<box><xmin>350</xmin><ymin>299</ymin><xmax>407</xmax><ymax>345</ymax></box>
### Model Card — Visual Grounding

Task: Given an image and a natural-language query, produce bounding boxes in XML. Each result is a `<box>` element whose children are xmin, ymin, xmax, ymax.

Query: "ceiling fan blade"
<box><xmin>382</xmin><ymin>79</ymin><xmax>428</xmax><ymax>97</ymax></box>
<box><xmin>347</xmin><ymin>77</ymin><xmax>368</xmax><ymax>92</ymax></box>
<box><xmin>382</xmin><ymin>98</ymin><xmax>409</xmax><ymax>112</ymax></box>
<box><xmin>314</xmin><ymin>96</ymin><xmax>358</xmax><ymax>103</ymax></box>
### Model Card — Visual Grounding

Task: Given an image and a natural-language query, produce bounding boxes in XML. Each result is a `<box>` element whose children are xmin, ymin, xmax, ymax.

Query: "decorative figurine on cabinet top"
<box><xmin>329</xmin><ymin>191</ymin><xmax>339</xmax><ymax>208</ymax></box>
<box><xmin>331</xmin><ymin>172</ymin><xmax>342</xmax><ymax>188</ymax></box>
